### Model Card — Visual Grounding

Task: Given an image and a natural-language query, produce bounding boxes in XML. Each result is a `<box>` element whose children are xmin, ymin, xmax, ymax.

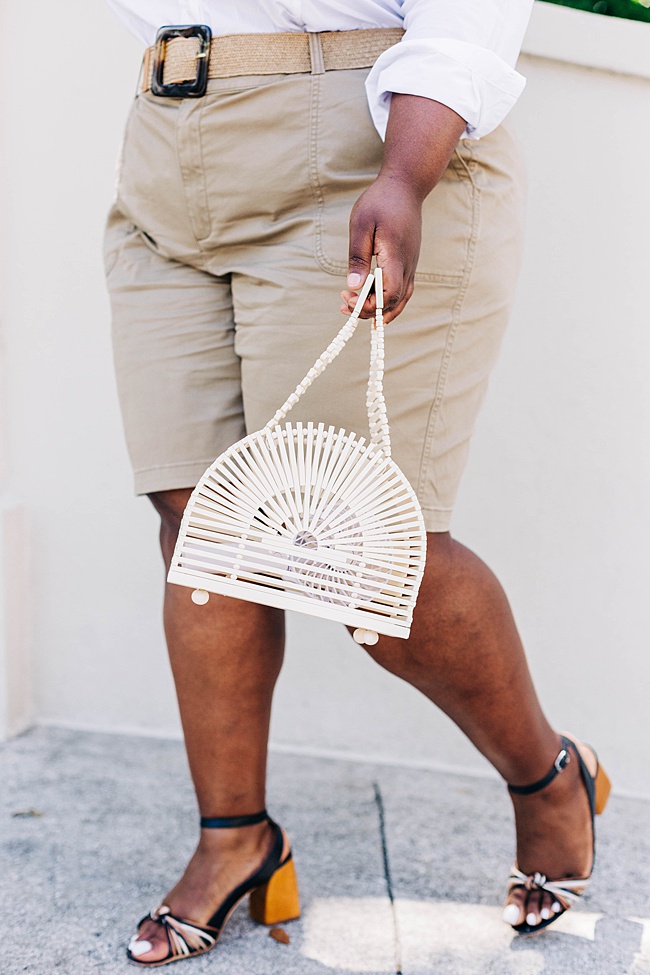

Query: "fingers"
<box><xmin>340</xmin><ymin>274</ymin><xmax>414</xmax><ymax>323</ymax></box>
<box><xmin>340</xmin><ymin>288</ymin><xmax>374</xmax><ymax>318</ymax></box>
<box><xmin>347</xmin><ymin>200</ymin><xmax>375</xmax><ymax>313</ymax></box>
<box><xmin>347</xmin><ymin>198</ymin><xmax>414</xmax><ymax>322</ymax></box>
<box><xmin>381</xmin><ymin>270</ymin><xmax>414</xmax><ymax>323</ymax></box>
<box><xmin>346</xmin><ymin>179</ymin><xmax>421</xmax><ymax>322</ymax></box>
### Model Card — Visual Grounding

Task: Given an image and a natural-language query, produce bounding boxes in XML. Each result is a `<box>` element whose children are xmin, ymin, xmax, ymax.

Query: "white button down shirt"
<box><xmin>106</xmin><ymin>0</ymin><xmax>533</xmax><ymax>139</ymax></box>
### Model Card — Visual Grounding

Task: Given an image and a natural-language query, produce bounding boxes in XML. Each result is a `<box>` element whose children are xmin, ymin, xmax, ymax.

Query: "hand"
<box><xmin>339</xmin><ymin>94</ymin><xmax>467</xmax><ymax>325</ymax></box>
<box><xmin>339</xmin><ymin>174</ymin><xmax>423</xmax><ymax>325</ymax></box>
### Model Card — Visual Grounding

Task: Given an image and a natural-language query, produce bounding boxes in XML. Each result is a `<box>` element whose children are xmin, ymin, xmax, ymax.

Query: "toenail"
<box><xmin>502</xmin><ymin>904</ymin><xmax>520</xmax><ymax>925</ymax></box>
<box><xmin>129</xmin><ymin>940</ymin><xmax>153</xmax><ymax>956</ymax></box>
<box><xmin>552</xmin><ymin>901</ymin><xmax>562</xmax><ymax>913</ymax></box>
<box><xmin>540</xmin><ymin>907</ymin><xmax>552</xmax><ymax>920</ymax></box>
<box><xmin>526</xmin><ymin>912</ymin><xmax>538</xmax><ymax>926</ymax></box>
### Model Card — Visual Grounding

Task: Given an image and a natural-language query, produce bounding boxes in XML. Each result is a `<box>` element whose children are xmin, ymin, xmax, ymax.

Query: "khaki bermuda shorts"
<box><xmin>105</xmin><ymin>66</ymin><xmax>525</xmax><ymax>532</ymax></box>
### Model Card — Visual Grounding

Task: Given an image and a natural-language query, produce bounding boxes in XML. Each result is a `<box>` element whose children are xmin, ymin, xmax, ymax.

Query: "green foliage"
<box><xmin>540</xmin><ymin>0</ymin><xmax>650</xmax><ymax>21</ymax></box>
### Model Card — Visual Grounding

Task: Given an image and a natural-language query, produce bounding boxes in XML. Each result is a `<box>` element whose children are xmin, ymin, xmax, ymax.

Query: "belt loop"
<box><xmin>308</xmin><ymin>32</ymin><xmax>325</xmax><ymax>75</ymax></box>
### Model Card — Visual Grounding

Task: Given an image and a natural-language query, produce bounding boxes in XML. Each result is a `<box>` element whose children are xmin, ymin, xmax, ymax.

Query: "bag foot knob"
<box><xmin>353</xmin><ymin>628</ymin><xmax>379</xmax><ymax>646</ymax></box>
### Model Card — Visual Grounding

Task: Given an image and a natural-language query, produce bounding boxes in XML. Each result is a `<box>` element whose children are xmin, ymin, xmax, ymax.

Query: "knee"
<box><xmin>148</xmin><ymin>488</ymin><xmax>193</xmax><ymax>557</ymax></box>
<box><xmin>424</xmin><ymin>530</ymin><xmax>454</xmax><ymax>576</ymax></box>
<box><xmin>352</xmin><ymin>532</ymin><xmax>456</xmax><ymax>669</ymax></box>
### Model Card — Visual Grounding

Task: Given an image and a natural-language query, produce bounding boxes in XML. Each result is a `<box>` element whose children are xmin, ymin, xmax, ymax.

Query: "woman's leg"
<box><xmin>130</xmin><ymin>489</ymin><xmax>286</xmax><ymax>964</ymax></box>
<box><xmin>361</xmin><ymin>532</ymin><xmax>595</xmax><ymax>926</ymax></box>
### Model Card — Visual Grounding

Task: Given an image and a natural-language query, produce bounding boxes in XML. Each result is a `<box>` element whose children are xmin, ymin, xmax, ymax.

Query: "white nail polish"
<box><xmin>130</xmin><ymin>940</ymin><xmax>153</xmax><ymax>957</ymax></box>
<box><xmin>552</xmin><ymin>901</ymin><xmax>562</xmax><ymax>913</ymax></box>
<box><xmin>540</xmin><ymin>908</ymin><xmax>552</xmax><ymax>920</ymax></box>
<box><xmin>502</xmin><ymin>904</ymin><xmax>521</xmax><ymax>924</ymax></box>
<box><xmin>526</xmin><ymin>912</ymin><xmax>538</xmax><ymax>927</ymax></box>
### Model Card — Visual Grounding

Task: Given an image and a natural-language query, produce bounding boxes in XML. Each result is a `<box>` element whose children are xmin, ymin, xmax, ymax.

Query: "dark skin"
<box><xmin>340</xmin><ymin>92</ymin><xmax>468</xmax><ymax>322</ymax></box>
<box><xmin>129</xmin><ymin>97</ymin><xmax>594</xmax><ymax>962</ymax></box>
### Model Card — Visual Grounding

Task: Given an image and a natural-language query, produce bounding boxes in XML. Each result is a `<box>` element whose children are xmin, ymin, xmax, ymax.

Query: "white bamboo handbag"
<box><xmin>167</xmin><ymin>270</ymin><xmax>427</xmax><ymax>645</ymax></box>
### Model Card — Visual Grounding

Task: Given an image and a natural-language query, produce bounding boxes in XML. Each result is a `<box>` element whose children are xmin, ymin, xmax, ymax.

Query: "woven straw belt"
<box><xmin>141</xmin><ymin>28</ymin><xmax>405</xmax><ymax>92</ymax></box>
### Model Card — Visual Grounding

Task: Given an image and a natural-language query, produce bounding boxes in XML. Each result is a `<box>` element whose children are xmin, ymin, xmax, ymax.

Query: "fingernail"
<box><xmin>540</xmin><ymin>907</ymin><xmax>552</xmax><ymax>920</ymax></box>
<box><xmin>347</xmin><ymin>272</ymin><xmax>362</xmax><ymax>288</ymax></box>
<box><xmin>526</xmin><ymin>912</ymin><xmax>538</xmax><ymax>927</ymax></box>
<box><xmin>129</xmin><ymin>940</ymin><xmax>153</xmax><ymax>956</ymax></box>
<box><xmin>502</xmin><ymin>904</ymin><xmax>520</xmax><ymax>925</ymax></box>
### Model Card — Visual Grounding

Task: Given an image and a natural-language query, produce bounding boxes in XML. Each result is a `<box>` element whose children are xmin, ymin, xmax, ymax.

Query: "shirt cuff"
<box><xmin>365</xmin><ymin>38</ymin><xmax>527</xmax><ymax>141</ymax></box>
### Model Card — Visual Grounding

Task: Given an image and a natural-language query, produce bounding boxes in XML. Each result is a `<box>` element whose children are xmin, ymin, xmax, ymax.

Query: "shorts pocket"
<box><xmin>103</xmin><ymin>205</ymin><xmax>138</xmax><ymax>279</ymax></box>
<box><xmin>310</xmin><ymin>71</ymin><xmax>477</xmax><ymax>283</ymax></box>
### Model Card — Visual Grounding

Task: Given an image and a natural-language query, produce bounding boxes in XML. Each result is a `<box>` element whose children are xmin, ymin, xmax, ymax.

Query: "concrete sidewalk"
<box><xmin>1</xmin><ymin>727</ymin><xmax>649</xmax><ymax>975</ymax></box>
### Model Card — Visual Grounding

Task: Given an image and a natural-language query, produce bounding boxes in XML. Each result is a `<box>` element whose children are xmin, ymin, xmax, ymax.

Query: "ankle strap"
<box><xmin>200</xmin><ymin>809</ymin><xmax>268</xmax><ymax>829</ymax></box>
<box><xmin>507</xmin><ymin>736</ymin><xmax>572</xmax><ymax>796</ymax></box>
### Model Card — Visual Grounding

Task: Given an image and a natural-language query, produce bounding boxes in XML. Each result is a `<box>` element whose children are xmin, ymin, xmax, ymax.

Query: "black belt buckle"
<box><xmin>151</xmin><ymin>24</ymin><xmax>212</xmax><ymax>98</ymax></box>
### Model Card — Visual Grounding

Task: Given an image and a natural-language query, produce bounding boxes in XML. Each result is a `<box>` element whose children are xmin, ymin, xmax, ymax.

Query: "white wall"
<box><xmin>1</xmin><ymin>2</ymin><xmax>648</xmax><ymax>795</ymax></box>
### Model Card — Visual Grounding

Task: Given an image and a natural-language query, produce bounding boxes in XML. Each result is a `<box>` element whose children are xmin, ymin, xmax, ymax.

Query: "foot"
<box><xmin>503</xmin><ymin>738</ymin><xmax>597</xmax><ymax>930</ymax></box>
<box><xmin>128</xmin><ymin>821</ymin><xmax>287</xmax><ymax>964</ymax></box>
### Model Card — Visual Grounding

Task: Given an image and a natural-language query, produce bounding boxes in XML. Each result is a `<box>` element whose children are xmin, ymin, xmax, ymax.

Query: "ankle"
<box><xmin>197</xmin><ymin>820</ymin><xmax>272</xmax><ymax>857</ymax></box>
<box><xmin>502</xmin><ymin>732</ymin><xmax>564</xmax><ymax>789</ymax></box>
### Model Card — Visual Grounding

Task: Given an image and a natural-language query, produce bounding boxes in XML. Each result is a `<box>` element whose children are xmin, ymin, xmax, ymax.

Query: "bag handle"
<box><xmin>263</xmin><ymin>269</ymin><xmax>391</xmax><ymax>458</ymax></box>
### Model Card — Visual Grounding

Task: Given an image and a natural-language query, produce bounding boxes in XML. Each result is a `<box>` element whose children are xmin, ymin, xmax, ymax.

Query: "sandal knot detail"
<box><xmin>126</xmin><ymin>809</ymin><xmax>300</xmax><ymax>967</ymax></box>
<box><xmin>503</xmin><ymin>734</ymin><xmax>611</xmax><ymax>935</ymax></box>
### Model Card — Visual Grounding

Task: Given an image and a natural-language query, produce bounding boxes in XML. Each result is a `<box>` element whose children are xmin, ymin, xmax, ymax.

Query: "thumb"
<box><xmin>348</xmin><ymin>205</ymin><xmax>376</xmax><ymax>291</ymax></box>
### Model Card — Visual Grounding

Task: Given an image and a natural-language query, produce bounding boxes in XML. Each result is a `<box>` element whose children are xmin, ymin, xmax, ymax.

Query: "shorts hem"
<box><xmin>421</xmin><ymin>507</ymin><xmax>453</xmax><ymax>533</ymax></box>
<box><xmin>134</xmin><ymin>460</ymin><xmax>216</xmax><ymax>496</ymax></box>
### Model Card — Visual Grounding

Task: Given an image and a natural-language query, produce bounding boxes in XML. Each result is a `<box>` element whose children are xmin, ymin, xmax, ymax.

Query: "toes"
<box><xmin>128</xmin><ymin>925</ymin><xmax>169</xmax><ymax>963</ymax></box>
<box><xmin>540</xmin><ymin>891</ymin><xmax>555</xmax><ymax>921</ymax></box>
<box><xmin>525</xmin><ymin>889</ymin><xmax>544</xmax><ymax>929</ymax></box>
<box><xmin>502</xmin><ymin>902</ymin><xmax>521</xmax><ymax>925</ymax></box>
<box><xmin>129</xmin><ymin>939</ymin><xmax>153</xmax><ymax>958</ymax></box>
<box><xmin>502</xmin><ymin>889</ymin><xmax>526</xmax><ymax>927</ymax></box>
<box><xmin>504</xmin><ymin>888</ymin><xmax>558</xmax><ymax>931</ymax></box>
<box><xmin>525</xmin><ymin>912</ymin><xmax>539</xmax><ymax>926</ymax></box>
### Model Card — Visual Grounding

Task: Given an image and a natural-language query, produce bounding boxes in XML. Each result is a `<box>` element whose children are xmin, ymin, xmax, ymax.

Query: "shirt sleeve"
<box><xmin>365</xmin><ymin>0</ymin><xmax>534</xmax><ymax>141</ymax></box>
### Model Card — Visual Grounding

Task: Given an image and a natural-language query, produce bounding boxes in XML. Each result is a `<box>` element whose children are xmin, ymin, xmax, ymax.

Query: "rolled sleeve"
<box><xmin>365</xmin><ymin>38</ymin><xmax>527</xmax><ymax>141</ymax></box>
<box><xmin>365</xmin><ymin>0</ymin><xmax>534</xmax><ymax>141</ymax></box>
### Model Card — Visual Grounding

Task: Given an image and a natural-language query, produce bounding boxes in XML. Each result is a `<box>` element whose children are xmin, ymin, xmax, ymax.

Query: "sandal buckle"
<box><xmin>554</xmin><ymin>748</ymin><xmax>570</xmax><ymax>774</ymax></box>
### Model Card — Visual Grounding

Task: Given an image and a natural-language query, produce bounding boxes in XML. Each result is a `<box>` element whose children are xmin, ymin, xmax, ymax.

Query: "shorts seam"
<box><xmin>421</xmin><ymin>505</ymin><xmax>453</xmax><ymax>515</ymax></box>
<box><xmin>309</xmin><ymin>73</ymin><xmax>330</xmax><ymax>274</ymax></box>
<box><xmin>421</xmin><ymin>506</ymin><xmax>453</xmax><ymax>533</ymax></box>
<box><xmin>176</xmin><ymin>101</ymin><xmax>212</xmax><ymax>247</ymax></box>
<box><xmin>195</xmin><ymin>100</ymin><xmax>213</xmax><ymax>243</ymax></box>
<box><xmin>134</xmin><ymin>459</ymin><xmax>216</xmax><ymax>476</ymax></box>
<box><xmin>416</xmin><ymin>148</ymin><xmax>482</xmax><ymax>502</ymax></box>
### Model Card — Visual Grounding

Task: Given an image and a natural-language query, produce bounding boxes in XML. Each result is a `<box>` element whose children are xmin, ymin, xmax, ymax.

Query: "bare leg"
<box><xmin>130</xmin><ymin>495</ymin><xmax>592</xmax><ymax>957</ymax></box>
<box><xmin>131</xmin><ymin>489</ymin><xmax>287</xmax><ymax>963</ymax></box>
<box><xmin>359</xmin><ymin>532</ymin><xmax>594</xmax><ymax>927</ymax></box>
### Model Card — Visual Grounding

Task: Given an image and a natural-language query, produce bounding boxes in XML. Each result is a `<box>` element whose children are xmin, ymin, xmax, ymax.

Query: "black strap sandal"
<box><xmin>504</xmin><ymin>734</ymin><xmax>611</xmax><ymax>935</ymax></box>
<box><xmin>127</xmin><ymin>810</ymin><xmax>300</xmax><ymax>967</ymax></box>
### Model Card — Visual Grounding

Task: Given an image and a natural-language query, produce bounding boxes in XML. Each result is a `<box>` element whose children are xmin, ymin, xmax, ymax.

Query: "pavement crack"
<box><xmin>373</xmin><ymin>780</ymin><xmax>402</xmax><ymax>975</ymax></box>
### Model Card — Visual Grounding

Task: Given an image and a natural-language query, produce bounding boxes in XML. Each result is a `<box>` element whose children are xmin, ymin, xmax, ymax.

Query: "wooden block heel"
<box><xmin>249</xmin><ymin>855</ymin><xmax>301</xmax><ymax>925</ymax></box>
<box><xmin>595</xmin><ymin>763</ymin><xmax>612</xmax><ymax>815</ymax></box>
